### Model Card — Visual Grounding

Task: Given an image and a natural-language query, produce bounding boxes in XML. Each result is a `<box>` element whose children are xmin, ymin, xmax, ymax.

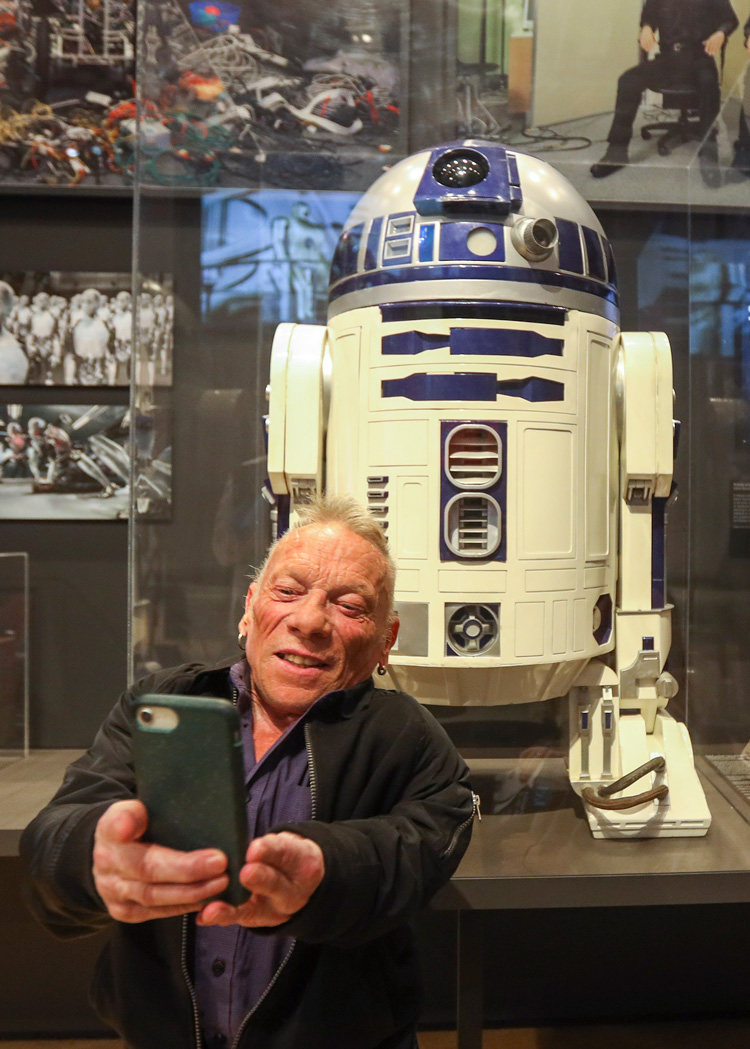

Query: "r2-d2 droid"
<box><xmin>265</xmin><ymin>141</ymin><xmax>711</xmax><ymax>839</ymax></box>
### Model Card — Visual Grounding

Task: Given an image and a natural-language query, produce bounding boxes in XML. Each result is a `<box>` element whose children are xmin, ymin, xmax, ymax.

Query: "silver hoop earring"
<box><xmin>376</xmin><ymin>663</ymin><xmax>388</xmax><ymax>677</ymax></box>
<box><xmin>238</xmin><ymin>633</ymin><xmax>247</xmax><ymax>650</ymax></box>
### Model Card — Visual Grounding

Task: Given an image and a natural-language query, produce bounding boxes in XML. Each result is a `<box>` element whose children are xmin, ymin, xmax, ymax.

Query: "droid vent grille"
<box><xmin>445</xmin><ymin>494</ymin><xmax>501</xmax><ymax>558</ymax></box>
<box><xmin>446</xmin><ymin>425</ymin><xmax>501</xmax><ymax>488</ymax></box>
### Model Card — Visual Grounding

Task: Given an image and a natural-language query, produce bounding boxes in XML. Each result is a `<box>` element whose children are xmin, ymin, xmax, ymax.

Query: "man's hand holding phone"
<box><xmin>196</xmin><ymin>831</ymin><xmax>325</xmax><ymax>928</ymax></box>
<box><xmin>93</xmin><ymin>799</ymin><xmax>230</xmax><ymax>924</ymax></box>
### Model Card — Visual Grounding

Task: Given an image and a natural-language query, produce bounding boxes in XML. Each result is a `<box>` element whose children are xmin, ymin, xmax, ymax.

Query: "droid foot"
<box><xmin>590</xmin><ymin>146</ymin><xmax>629</xmax><ymax>179</ymax></box>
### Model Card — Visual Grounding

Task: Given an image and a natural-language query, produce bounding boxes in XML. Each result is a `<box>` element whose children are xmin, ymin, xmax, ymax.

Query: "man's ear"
<box><xmin>238</xmin><ymin>582</ymin><xmax>257</xmax><ymax>635</ymax></box>
<box><xmin>382</xmin><ymin>615</ymin><xmax>399</xmax><ymax>664</ymax></box>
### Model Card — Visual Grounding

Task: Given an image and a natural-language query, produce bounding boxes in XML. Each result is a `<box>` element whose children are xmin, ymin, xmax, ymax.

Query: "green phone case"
<box><xmin>133</xmin><ymin>694</ymin><xmax>250</xmax><ymax>907</ymax></box>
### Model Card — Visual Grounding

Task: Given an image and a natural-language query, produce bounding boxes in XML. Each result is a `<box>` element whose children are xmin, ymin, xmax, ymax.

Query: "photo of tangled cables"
<box><xmin>0</xmin><ymin>0</ymin><xmax>402</xmax><ymax>188</ymax></box>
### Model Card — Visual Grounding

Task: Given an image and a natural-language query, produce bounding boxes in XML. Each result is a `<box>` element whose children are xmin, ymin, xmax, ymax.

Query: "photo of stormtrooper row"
<box><xmin>0</xmin><ymin>401</ymin><xmax>171</xmax><ymax>520</ymax></box>
<box><xmin>0</xmin><ymin>272</ymin><xmax>173</xmax><ymax>387</ymax></box>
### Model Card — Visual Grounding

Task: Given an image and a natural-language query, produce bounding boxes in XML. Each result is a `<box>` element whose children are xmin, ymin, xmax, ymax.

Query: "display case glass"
<box><xmin>132</xmin><ymin>0</ymin><xmax>750</xmax><ymax>870</ymax></box>
<box><xmin>0</xmin><ymin>552</ymin><xmax>29</xmax><ymax>765</ymax></box>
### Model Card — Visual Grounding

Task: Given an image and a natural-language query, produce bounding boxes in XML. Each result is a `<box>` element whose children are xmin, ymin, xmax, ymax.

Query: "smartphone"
<box><xmin>133</xmin><ymin>693</ymin><xmax>250</xmax><ymax>906</ymax></box>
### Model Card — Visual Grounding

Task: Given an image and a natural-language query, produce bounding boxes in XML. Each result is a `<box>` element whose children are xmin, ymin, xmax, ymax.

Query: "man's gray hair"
<box><xmin>254</xmin><ymin>493</ymin><xmax>396</xmax><ymax>621</ymax></box>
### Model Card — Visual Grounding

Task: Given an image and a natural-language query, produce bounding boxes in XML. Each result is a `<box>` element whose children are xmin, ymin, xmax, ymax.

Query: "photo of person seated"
<box><xmin>590</xmin><ymin>0</ymin><xmax>739</xmax><ymax>180</ymax></box>
<box><xmin>731</xmin><ymin>15</ymin><xmax>750</xmax><ymax>173</ymax></box>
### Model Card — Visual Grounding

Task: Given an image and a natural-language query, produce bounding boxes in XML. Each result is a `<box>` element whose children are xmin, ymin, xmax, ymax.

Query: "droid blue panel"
<box><xmin>603</xmin><ymin>239</ymin><xmax>617</xmax><ymax>284</ymax></box>
<box><xmin>414</xmin><ymin>144</ymin><xmax>523</xmax><ymax>217</ymax></box>
<box><xmin>332</xmin><ymin>263</ymin><xmax>618</xmax><ymax>302</ymax></box>
<box><xmin>364</xmin><ymin>217</ymin><xmax>383</xmax><ymax>271</ymax></box>
<box><xmin>652</xmin><ymin>496</ymin><xmax>666</xmax><ymax>609</ymax></box>
<box><xmin>382</xmin><ymin>373</ymin><xmax>498</xmax><ymax>401</ymax></box>
<box><xmin>382</xmin><ymin>373</ymin><xmax>565</xmax><ymax>402</ymax></box>
<box><xmin>448</xmin><ymin>329</ymin><xmax>563</xmax><ymax>357</ymax></box>
<box><xmin>380</xmin><ymin>301</ymin><xmax>568</xmax><ymax>326</ymax></box>
<box><xmin>439</xmin><ymin>222</ymin><xmax>506</xmax><ymax>262</ymax></box>
<box><xmin>381</xmin><ymin>327</ymin><xmax>564</xmax><ymax>357</ymax></box>
<box><xmin>555</xmin><ymin>218</ymin><xmax>584</xmax><ymax>275</ymax></box>
<box><xmin>439</xmin><ymin>419</ymin><xmax>507</xmax><ymax>564</ymax></box>
<box><xmin>382</xmin><ymin>331</ymin><xmax>447</xmax><ymax>355</ymax></box>
<box><xmin>419</xmin><ymin>224</ymin><xmax>436</xmax><ymax>262</ymax></box>
<box><xmin>582</xmin><ymin>226</ymin><xmax>607</xmax><ymax>283</ymax></box>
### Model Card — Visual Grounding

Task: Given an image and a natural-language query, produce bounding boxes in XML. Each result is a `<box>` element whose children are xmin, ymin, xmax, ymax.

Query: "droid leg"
<box><xmin>569</xmin><ymin>332</ymin><xmax>710</xmax><ymax>838</ymax></box>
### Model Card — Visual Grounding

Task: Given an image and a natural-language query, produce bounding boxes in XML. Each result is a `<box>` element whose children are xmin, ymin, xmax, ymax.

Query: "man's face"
<box><xmin>240</xmin><ymin>523</ymin><xmax>397</xmax><ymax>716</ymax></box>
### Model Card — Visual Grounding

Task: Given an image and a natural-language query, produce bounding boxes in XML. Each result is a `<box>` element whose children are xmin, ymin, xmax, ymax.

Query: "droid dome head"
<box><xmin>328</xmin><ymin>140</ymin><xmax>617</xmax><ymax>323</ymax></box>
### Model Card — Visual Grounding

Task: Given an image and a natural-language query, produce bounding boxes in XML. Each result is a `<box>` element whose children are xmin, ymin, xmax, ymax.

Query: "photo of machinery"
<box><xmin>0</xmin><ymin>0</ymin><xmax>136</xmax><ymax>186</ymax></box>
<box><xmin>0</xmin><ymin>400</ymin><xmax>171</xmax><ymax>519</ymax></box>
<box><xmin>137</xmin><ymin>0</ymin><xmax>404</xmax><ymax>189</ymax></box>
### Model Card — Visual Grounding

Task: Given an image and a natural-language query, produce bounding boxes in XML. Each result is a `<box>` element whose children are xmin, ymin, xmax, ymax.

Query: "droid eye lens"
<box><xmin>432</xmin><ymin>150</ymin><xmax>489</xmax><ymax>188</ymax></box>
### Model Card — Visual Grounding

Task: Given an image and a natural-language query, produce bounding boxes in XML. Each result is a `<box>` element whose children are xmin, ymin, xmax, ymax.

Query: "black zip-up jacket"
<box><xmin>20</xmin><ymin>660</ymin><xmax>475</xmax><ymax>1049</ymax></box>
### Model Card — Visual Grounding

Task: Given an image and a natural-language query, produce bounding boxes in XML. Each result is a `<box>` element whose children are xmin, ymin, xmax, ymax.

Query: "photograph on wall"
<box><xmin>0</xmin><ymin>1</ymin><xmax>136</xmax><ymax>187</ymax></box>
<box><xmin>0</xmin><ymin>401</ymin><xmax>171</xmax><ymax>520</ymax></box>
<box><xmin>201</xmin><ymin>187</ymin><xmax>358</xmax><ymax>326</ymax></box>
<box><xmin>137</xmin><ymin>0</ymin><xmax>404</xmax><ymax>190</ymax></box>
<box><xmin>0</xmin><ymin>271</ymin><xmax>173</xmax><ymax>388</ymax></box>
<box><xmin>457</xmin><ymin>0</ymin><xmax>750</xmax><ymax>208</ymax></box>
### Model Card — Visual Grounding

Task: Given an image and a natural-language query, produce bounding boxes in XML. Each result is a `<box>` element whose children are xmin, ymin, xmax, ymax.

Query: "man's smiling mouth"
<box><xmin>278</xmin><ymin>653</ymin><xmax>327</xmax><ymax>668</ymax></box>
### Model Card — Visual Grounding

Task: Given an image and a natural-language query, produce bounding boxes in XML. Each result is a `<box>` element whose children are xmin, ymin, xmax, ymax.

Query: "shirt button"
<box><xmin>211</xmin><ymin>958</ymin><xmax>226</xmax><ymax>977</ymax></box>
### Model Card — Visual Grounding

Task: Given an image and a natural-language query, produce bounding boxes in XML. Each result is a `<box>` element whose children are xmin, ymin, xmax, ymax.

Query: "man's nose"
<box><xmin>288</xmin><ymin>593</ymin><xmax>331</xmax><ymax>636</ymax></box>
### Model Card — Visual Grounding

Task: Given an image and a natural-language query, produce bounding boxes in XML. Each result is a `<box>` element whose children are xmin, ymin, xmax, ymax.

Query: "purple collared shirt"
<box><xmin>194</xmin><ymin>661</ymin><xmax>312</xmax><ymax>1049</ymax></box>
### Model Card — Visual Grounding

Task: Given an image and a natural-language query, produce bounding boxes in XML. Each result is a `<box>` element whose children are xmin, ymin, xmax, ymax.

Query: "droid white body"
<box><xmin>265</xmin><ymin>141</ymin><xmax>710</xmax><ymax>838</ymax></box>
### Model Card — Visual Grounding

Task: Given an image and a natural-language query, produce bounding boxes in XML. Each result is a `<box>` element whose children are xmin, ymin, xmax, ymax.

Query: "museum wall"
<box><xmin>0</xmin><ymin>193</ymin><xmax>131</xmax><ymax>747</ymax></box>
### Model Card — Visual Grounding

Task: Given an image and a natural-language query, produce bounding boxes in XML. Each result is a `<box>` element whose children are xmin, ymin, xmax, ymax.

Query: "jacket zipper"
<box><xmin>227</xmin><ymin>700</ymin><xmax>319</xmax><ymax>1047</ymax></box>
<box><xmin>230</xmin><ymin>939</ymin><xmax>297</xmax><ymax>1049</ymax></box>
<box><xmin>181</xmin><ymin>915</ymin><xmax>203</xmax><ymax>1049</ymax></box>
<box><xmin>229</xmin><ymin>722</ymin><xmax>319</xmax><ymax>1048</ymax></box>
<box><xmin>446</xmin><ymin>791</ymin><xmax>481</xmax><ymax>858</ymax></box>
<box><xmin>304</xmin><ymin>721</ymin><xmax>318</xmax><ymax>819</ymax></box>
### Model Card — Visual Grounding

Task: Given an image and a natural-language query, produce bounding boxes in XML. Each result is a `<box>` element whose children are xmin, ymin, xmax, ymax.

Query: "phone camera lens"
<box><xmin>140</xmin><ymin>708</ymin><xmax>153</xmax><ymax>724</ymax></box>
<box><xmin>432</xmin><ymin>150</ymin><xmax>489</xmax><ymax>188</ymax></box>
